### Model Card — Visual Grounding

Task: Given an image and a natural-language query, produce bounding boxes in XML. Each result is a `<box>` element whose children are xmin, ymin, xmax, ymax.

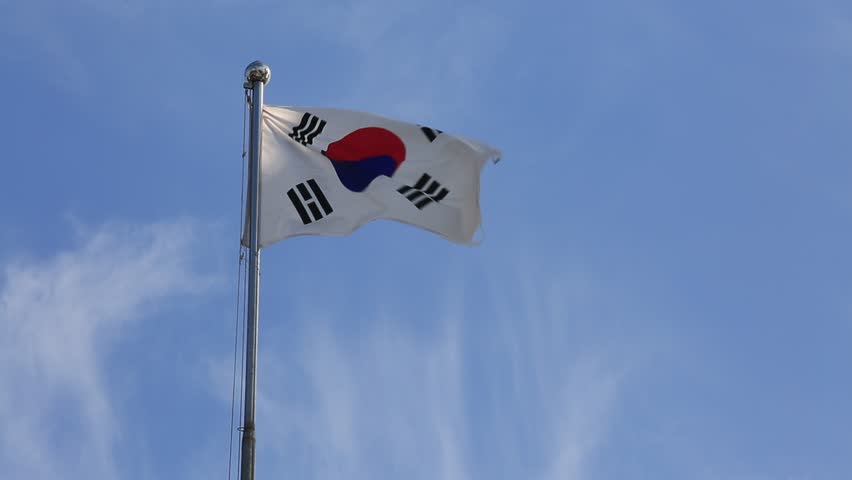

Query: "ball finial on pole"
<box><xmin>245</xmin><ymin>61</ymin><xmax>271</xmax><ymax>84</ymax></box>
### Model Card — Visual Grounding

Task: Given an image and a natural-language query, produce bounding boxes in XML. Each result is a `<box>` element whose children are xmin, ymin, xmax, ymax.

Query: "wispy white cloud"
<box><xmin>286</xmin><ymin>0</ymin><xmax>507</xmax><ymax>121</ymax></box>
<box><xmin>211</xmin><ymin>261</ymin><xmax>627</xmax><ymax>480</ymax></box>
<box><xmin>256</xmin><ymin>317</ymin><xmax>469</xmax><ymax>480</ymax></box>
<box><xmin>485</xmin><ymin>263</ymin><xmax>626</xmax><ymax>480</ymax></box>
<box><xmin>1</xmin><ymin>0</ymin><xmax>505</xmax><ymax>124</ymax></box>
<box><xmin>0</xmin><ymin>219</ymin><xmax>214</xmax><ymax>479</ymax></box>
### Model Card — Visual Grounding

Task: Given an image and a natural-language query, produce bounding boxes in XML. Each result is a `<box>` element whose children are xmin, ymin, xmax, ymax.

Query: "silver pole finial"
<box><xmin>245</xmin><ymin>61</ymin><xmax>271</xmax><ymax>84</ymax></box>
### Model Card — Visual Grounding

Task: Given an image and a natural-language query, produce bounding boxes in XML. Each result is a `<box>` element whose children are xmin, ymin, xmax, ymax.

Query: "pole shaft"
<box><xmin>240</xmin><ymin>66</ymin><xmax>266</xmax><ymax>480</ymax></box>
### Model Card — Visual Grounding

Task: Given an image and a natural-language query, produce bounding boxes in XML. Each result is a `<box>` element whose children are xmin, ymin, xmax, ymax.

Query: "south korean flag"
<box><xmin>259</xmin><ymin>106</ymin><xmax>501</xmax><ymax>246</ymax></box>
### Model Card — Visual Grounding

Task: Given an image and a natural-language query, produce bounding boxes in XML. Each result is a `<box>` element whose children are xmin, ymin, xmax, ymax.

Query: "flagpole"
<box><xmin>241</xmin><ymin>60</ymin><xmax>270</xmax><ymax>480</ymax></box>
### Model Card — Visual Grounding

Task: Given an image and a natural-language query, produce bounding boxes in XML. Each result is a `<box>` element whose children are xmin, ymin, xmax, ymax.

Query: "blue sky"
<box><xmin>1</xmin><ymin>0</ymin><xmax>851</xmax><ymax>478</ymax></box>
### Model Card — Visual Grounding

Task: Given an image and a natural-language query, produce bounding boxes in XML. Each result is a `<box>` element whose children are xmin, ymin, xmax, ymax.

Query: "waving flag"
<box><xmin>259</xmin><ymin>106</ymin><xmax>500</xmax><ymax>246</ymax></box>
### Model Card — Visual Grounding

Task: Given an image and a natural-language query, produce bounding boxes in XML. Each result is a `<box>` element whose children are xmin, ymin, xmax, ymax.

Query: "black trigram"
<box><xmin>398</xmin><ymin>174</ymin><xmax>449</xmax><ymax>210</ymax></box>
<box><xmin>289</xmin><ymin>112</ymin><xmax>327</xmax><ymax>146</ymax></box>
<box><xmin>287</xmin><ymin>179</ymin><xmax>333</xmax><ymax>225</ymax></box>
<box><xmin>420</xmin><ymin>126</ymin><xmax>443</xmax><ymax>142</ymax></box>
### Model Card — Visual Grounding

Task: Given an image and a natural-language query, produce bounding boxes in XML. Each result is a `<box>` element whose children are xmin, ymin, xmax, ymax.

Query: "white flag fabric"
<box><xmin>259</xmin><ymin>106</ymin><xmax>500</xmax><ymax>247</ymax></box>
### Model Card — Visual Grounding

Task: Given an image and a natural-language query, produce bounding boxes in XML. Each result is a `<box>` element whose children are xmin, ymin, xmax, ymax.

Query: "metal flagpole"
<box><xmin>241</xmin><ymin>60</ymin><xmax>270</xmax><ymax>480</ymax></box>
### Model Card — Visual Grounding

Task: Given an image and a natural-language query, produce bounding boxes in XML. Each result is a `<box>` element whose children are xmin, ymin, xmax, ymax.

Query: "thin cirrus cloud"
<box><xmin>0</xmin><ymin>219</ymin><xmax>214</xmax><ymax>480</ymax></box>
<box><xmin>211</xmin><ymin>261</ymin><xmax>626</xmax><ymax>480</ymax></box>
<box><xmin>0</xmin><ymin>217</ymin><xmax>628</xmax><ymax>480</ymax></box>
<box><xmin>280</xmin><ymin>0</ymin><xmax>507</xmax><ymax>120</ymax></box>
